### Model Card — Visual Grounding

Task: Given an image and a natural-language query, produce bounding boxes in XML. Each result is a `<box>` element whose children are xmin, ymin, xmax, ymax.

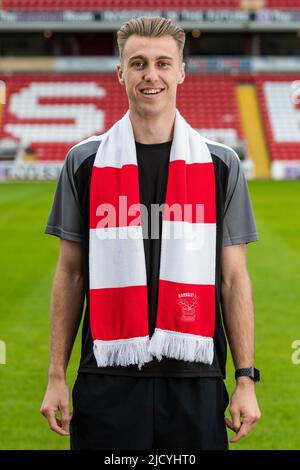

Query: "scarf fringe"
<box><xmin>93</xmin><ymin>337</ymin><xmax>153</xmax><ymax>370</ymax></box>
<box><xmin>93</xmin><ymin>329</ymin><xmax>214</xmax><ymax>369</ymax></box>
<box><xmin>148</xmin><ymin>328</ymin><xmax>214</xmax><ymax>365</ymax></box>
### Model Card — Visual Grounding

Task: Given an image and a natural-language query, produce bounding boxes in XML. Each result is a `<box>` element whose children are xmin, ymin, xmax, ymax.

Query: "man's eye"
<box><xmin>158</xmin><ymin>62</ymin><xmax>169</xmax><ymax>67</ymax></box>
<box><xmin>133</xmin><ymin>62</ymin><xmax>144</xmax><ymax>68</ymax></box>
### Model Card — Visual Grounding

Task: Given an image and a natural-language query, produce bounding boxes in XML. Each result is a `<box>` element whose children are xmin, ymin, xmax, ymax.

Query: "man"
<box><xmin>41</xmin><ymin>16</ymin><xmax>261</xmax><ymax>450</ymax></box>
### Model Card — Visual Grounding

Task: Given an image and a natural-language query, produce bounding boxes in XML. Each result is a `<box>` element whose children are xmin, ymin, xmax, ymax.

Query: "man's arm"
<box><xmin>221</xmin><ymin>243</ymin><xmax>261</xmax><ymax>443</ymax></box>
<box><xmin>40</xmin><ymin>239</ymin><xmax>85</xmax><ymax>436</ymax></box>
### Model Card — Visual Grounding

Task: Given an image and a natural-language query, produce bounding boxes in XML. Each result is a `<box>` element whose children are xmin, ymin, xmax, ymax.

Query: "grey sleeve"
<box><xmin>222</xmin><ymin>152</ymin><xmax>258</xmax><ymax>247</ymax></box>
<box><xmin>45</xmin><ymin>150</ymin><xmax>84</xmax><ymax>242</ymax></box>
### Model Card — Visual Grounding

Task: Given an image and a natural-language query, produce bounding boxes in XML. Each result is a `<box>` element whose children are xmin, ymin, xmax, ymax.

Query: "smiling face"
<box><xmin>117</xmin><ymin>34</ymin><xmax>185</xmax><ymax>118</ymax></box>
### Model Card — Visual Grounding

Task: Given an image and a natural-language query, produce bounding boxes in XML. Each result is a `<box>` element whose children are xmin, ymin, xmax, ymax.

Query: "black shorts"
<box><xmin>70</xmin><ymin>373</ymin><xmax>229</xmax><ymax>450</ymax></box>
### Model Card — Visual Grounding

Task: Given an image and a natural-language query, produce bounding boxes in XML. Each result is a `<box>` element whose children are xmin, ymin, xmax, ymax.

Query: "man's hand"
<box><xmin>225</xmin><ymin>379</ymin><xmax>261</xmax><ymax>443</ymax></box>
<box><xmin>40</xmin><ymin>379</ymin><xmax>72</xmax><ymax>436</ymax></box>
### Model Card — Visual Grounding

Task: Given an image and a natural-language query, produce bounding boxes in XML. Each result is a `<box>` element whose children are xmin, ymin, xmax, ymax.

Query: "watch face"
<box><xmin>253</xmin><ymin>368</ymin><xmax>260</xmax><ymax>382</ymax></box>
<box><xmin>235</xmin><ymin>367</ymin><xmax>260</xmax><ymax>382</ymax></box>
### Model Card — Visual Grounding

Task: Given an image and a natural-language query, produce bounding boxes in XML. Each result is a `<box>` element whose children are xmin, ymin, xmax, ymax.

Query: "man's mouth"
<box><xmin>140</xmin><ymin>88</ymin><xmax>165</xmax><ymax>96</ymax></box>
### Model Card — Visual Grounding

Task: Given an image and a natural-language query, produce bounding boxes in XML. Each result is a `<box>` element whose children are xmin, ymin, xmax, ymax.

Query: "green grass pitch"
<box><xmin>0</xmin><ymin>180</ymin><xmax>299</xmax><ymax>450</ymax></box>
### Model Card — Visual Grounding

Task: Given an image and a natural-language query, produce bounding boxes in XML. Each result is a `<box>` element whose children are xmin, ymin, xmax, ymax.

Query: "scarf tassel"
<box><xmin>149</xmin><ymin>328</ymin><xmax>214</xmax><ymax>365</ymax></box>
<box><xmin>93</xmin><ymin>337</ymin><xmax>153</xmax><ymax>370</ymax></box>
<box><xmin>93</xmin><ymin>329</ymin><xmax>214</xmax><ymax>370</ymax></box>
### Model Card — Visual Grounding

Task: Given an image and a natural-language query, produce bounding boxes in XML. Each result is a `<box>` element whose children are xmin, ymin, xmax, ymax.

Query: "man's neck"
<box><xmin>129</xmin><ymin>108</ymin><xmax>175</xmax><ymax>144</ymax></box>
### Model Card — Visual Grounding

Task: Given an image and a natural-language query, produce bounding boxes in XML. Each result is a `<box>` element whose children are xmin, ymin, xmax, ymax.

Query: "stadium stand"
<box><xmin>255</xmin><ymin>75</ymin><xmax>300</xmax><ymax>163</ymax></box>
<box><xmin>1</xmin><ymin>1</ymin><xmax>300</xmax><ymax>178</ymax></box>
<box><xmin>0</xmin><ymin>73</ymin><xmax>243</xmax><ymax>162</ymax></box>
<box><xmin>3</xmin><ymin>1</ymin><xmax>300</xmax><ymax>11</ymax></box>
<box><xmin>2</xmin><ymin>71</ymin><xmax>299</xmax><ymax>174</ymax></box>
<box><xmin>2</xmin><ymin>0</ymin><xmax>242</xmax><ymax>12</ymax></box>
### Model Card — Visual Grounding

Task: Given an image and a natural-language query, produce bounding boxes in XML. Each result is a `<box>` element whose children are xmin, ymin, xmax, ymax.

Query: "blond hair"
<box><xmin>117</xmin><ymin>16</ymin><xmax>185</xmax><ymax>61</ymax></box>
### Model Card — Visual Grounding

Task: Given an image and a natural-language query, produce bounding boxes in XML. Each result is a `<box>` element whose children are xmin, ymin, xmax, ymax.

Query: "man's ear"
<box><xmin>178</xmin><ymin>62</ymin><xmax>186</xmax><ymax>85</ymax></box>
<box><xmin>117</xmin><ymin>64</ymin><xmax>125</xmax><ymax>85</ymax></box>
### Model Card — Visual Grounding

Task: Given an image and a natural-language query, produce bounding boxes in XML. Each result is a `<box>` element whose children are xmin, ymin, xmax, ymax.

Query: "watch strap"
<box><xmin>235</xmin><ymin>367</ymin><xmax>260</xmax><ymax>382</ymax></box>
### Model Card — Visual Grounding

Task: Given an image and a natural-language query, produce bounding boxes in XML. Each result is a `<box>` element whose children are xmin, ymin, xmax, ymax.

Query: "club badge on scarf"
<box><xmin>89</xmin><ymin>109</ymin><xmax>216</xmax><ymax>369</ymax></box>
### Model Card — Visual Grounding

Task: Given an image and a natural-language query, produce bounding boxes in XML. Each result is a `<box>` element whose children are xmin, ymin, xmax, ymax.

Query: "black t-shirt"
<box><xmin>46</xmin><ymin>136</ymin><xmax>259</xmax><ymax>378</ymax></box>
<box><xmin>136</xmin><ymin>140</ymin><xmax>171</xmax><ymax>338</ymax></box>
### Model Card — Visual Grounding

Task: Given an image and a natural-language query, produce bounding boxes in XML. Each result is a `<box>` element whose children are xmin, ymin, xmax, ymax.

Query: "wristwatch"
<box><xmin>235</xmin><ymin>367</ymin><xmax>260</xmax><ymax>382</ymax></box>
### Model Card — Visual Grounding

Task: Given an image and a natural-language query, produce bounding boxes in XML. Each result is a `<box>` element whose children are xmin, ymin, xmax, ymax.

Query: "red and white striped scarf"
<box><xmin>89</xmin><ymin>110</ymin><xmax>216</xmax><ymax>369</ymax></box>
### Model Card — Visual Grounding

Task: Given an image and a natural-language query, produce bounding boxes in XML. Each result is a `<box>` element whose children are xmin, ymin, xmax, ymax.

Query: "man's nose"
<box><xmin>143</xmin><ymin>64</ymin><xmax>159</xmax><ymax>82</ymax></box>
